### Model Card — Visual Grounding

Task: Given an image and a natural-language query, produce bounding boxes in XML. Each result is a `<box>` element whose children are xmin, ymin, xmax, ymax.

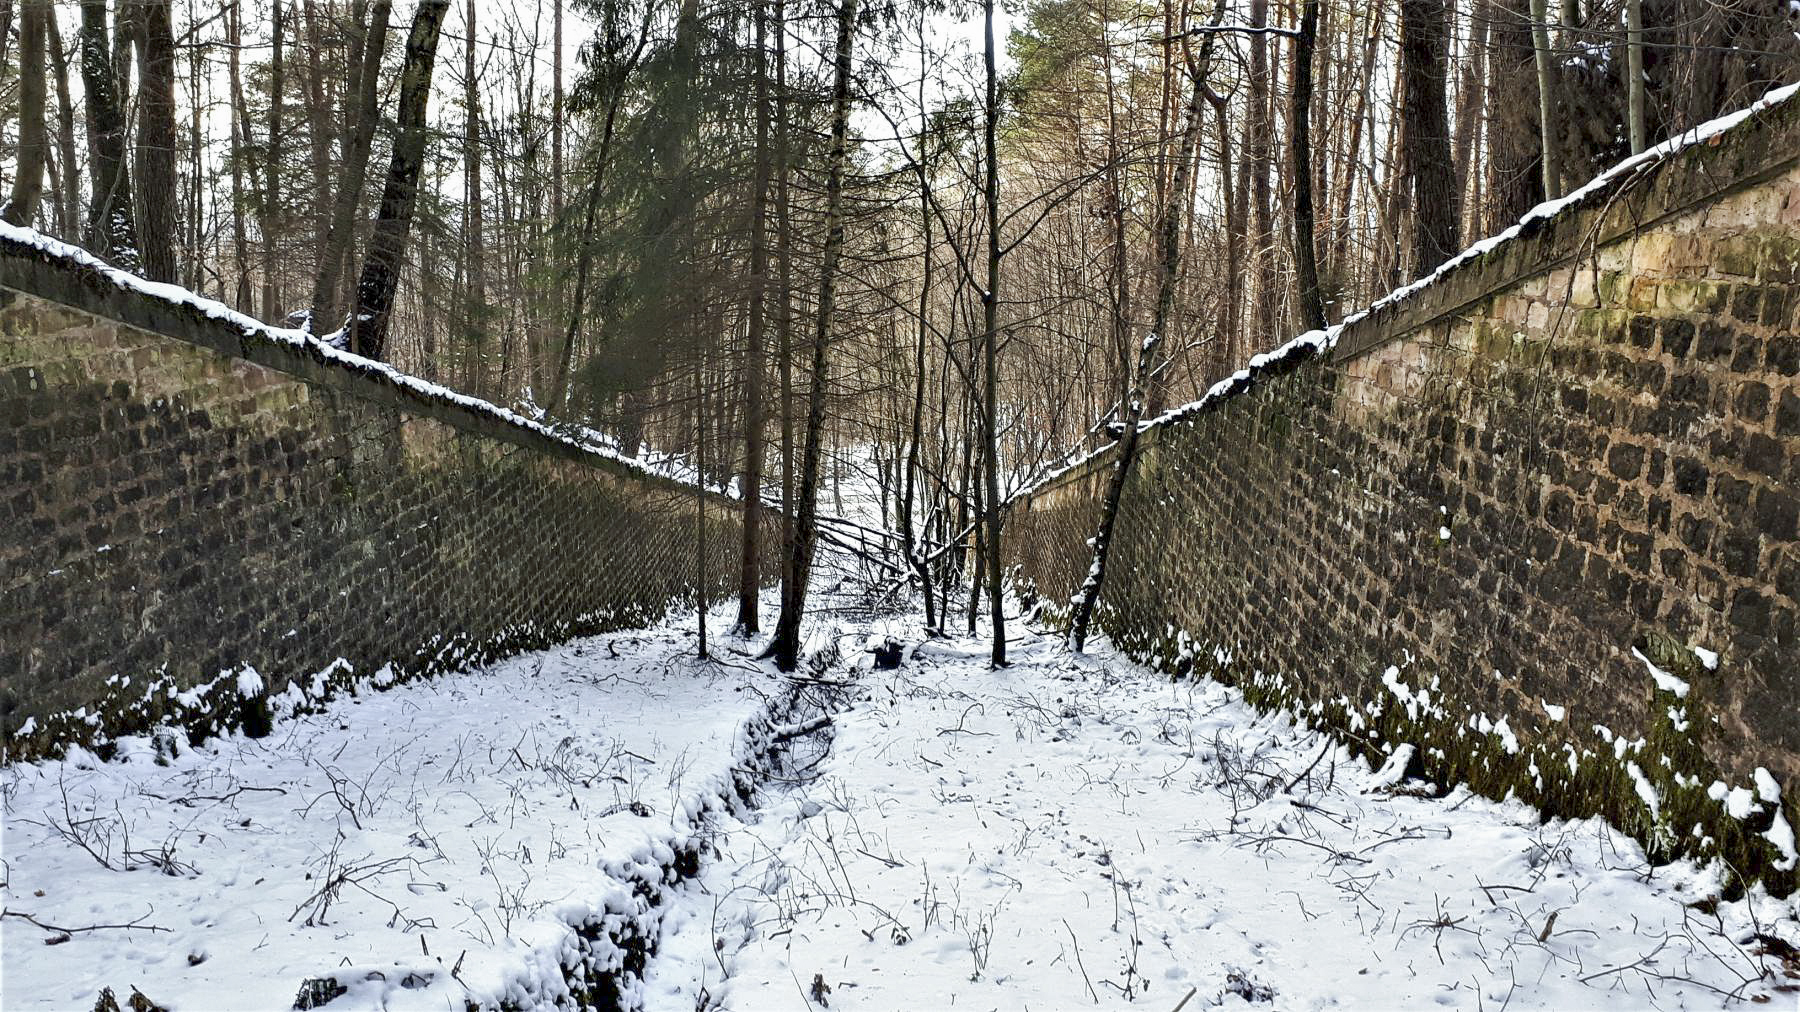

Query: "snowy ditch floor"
<box><xmin>6</xmin><ymin>607</ymin><xmax>1800</xmax><ymax>1011</ymax></box>
<box><xmin>644</xmin><ymin>622</ymin><xmax>1800</xmax><ymax>1011</ymax></box>
<box><xmin>1</xmin><ymin>611</ymin><xmax>829</xmax><ymax>1011</ymax></box>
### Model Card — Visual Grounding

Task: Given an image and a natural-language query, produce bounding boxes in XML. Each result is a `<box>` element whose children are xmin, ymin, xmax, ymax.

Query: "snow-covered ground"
<box><xmin>7</xmin><ymin>590</ymin><xmax>1800</xmax><ymax>1011</ymax></box>
<box><xmin>1</xmin><ymin>612</ymin><xmax>785</xmax><ymax>1011</ymax></box>
<box><xmin>646</xmin><ymin>618</ymin><xmax>1800</xmax><ymax>1011</ymax></box>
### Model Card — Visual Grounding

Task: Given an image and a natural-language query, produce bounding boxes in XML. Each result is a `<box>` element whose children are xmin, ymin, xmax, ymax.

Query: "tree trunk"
<box><xmin>264</xmin><ymin>1</ymin><xmax>286</xmax><ymax>320</ymax></box>
<box><xmin>229</xmin><ymin>0</ymin><xmax>253</xmax><ymax>309</ymax></box>
<box><xmin>696</xmin><ymin>366</ymin><xmax>710</xmax><ymax>658</ymax></box>
<box><xmin>462</xmin><ymin>0</ymin><xmax>487</xmax><ymax>390</ymax></box>
<box><xmin>1485</xmin><ymin>0</ymin><xmax>1544</xmax><ymax>230</ymax></box>
<box><xmin>903</xmin><ymin>18</ymin><xmax>940</xmax><ymax>634</ymax></box>
<box><xmin>311</xmin><ymin>0</ymin><xmax>393</xmax><ymax>336</ymax></box>
<box><xmin>344</xmin><ymin>0</ymin><xmax>449</xmax><ymax>361</ymax></box>
<box><xmin>1527</xmin><ymin>0</ymin><xmax>1561</xmax><ymax>199</ymax></box>
<box><xmin>47</xmin><ymin>8</ymin><xmax>80</xmax><ymax>236</ymax></box>
<box><xmin>1067</xmin><ymin>0</ymin><xmax>1226</xmax><ymax>653</ymax></box>
<box><xmin>1453</xmin><ymin>2</ymin><xmax>1488</xmax><ymax>239</ymax></box>
<box><xmin>768</xmin><ymin>0</ymin><xmax>857</xmax><ymax>673</ymax></box>
<box><xmin>979</xmin><ymin>0</ymin><xmax>1007</xmax><ymax>667</ymax></box>
<box><xmin>133</xmin><ymin>0</ymin><xmax>180</xmax><ymax>282</ymax></box>
<box><xmin>1625</xmin><ymin>0</ymin><xmax>1646</xmax><ymax>153</ymax></box>
<box><xmin>2</xmin><ymin>0</ymin><xmax>47</xmax><ymax>227</ymax></box>
<box><xmin>1400</xmin><ymin>0</ymin><xmax>1461</xmax><ymax>272</ymax></box>
<box><xmin>734</xmin><ymin>0</ymin><xmax>772</xmax><ymax>636</ymax></box>
<box><xmin>1290</xmin><ymin>0</ymin><xmax>1326</xmax><ymax>330</ymax></box>
<box><xmin>550</xmin><ymin>12</ymin><xmax>651</xmax><ymax>410</ymax></box>
<box><xmin>80</xmin><ymin>0</ymin><xmax>138</xmax><ymax>265</ymax></box>
<box><xmin>1246</xmin><ymin>0</ymin><xmax>1277</xmax><ymax>344</ymax></box>
<box><xmin>303</xmin><ymin>0</ymin><xmax>331</xmax><ymax>302</ymax></box>
<box><xmin>774</xmin><ymin>0</ymin><xmax>796</xmax><ymax>600</ymax></box>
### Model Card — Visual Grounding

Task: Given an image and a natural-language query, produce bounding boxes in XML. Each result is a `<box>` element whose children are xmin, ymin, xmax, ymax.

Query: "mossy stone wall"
<box><xmin>1</xmin><ymin>239</ymin><xmax>756</xmax><ymax>760</ymax></box>
<box><xmin>1008</xmin><ymin>91</ymin><xmax>1800</xmax><ymax>890</ymax></box>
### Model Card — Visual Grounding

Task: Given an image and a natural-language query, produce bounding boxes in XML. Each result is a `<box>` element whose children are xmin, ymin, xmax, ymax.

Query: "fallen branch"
<box><xmin>3</xmin><ymin>907</ymin><xmax>171</xmax><ymax>936</ymax></box>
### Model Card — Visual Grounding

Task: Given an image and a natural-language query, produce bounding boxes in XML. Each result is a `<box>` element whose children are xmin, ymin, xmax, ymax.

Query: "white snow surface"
<box><xmin>1</xmin><ymin>616</ymin><xmax>778</xmax><ymax>1011</ymax></box>
<box><xmin>641</xmin><ymin>619</ymin><xmax>1800</xmax><ymax>1011</ymax></box>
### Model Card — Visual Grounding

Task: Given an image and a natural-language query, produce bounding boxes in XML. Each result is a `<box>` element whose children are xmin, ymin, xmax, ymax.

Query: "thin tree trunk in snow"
<box><xmin>1067</xmin><ymin>0</ymin><xmax>1227</xmax><ymax>654</ymax></box>
<box><xmin>735</xmin><ymin>0</ymin><xmax>772</xmax><ymax>636</ymax></box>
<box><xmin>768</xmin><ymin>0</ymin><xmax>857</xmax><ymax>673</ymax></box>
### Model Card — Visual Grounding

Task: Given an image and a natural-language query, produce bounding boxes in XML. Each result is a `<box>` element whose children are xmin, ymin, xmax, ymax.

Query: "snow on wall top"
<box><xmin>0</xmin><ymin>220</ymin><xmax>723</xmax><ymax>497</ymax></box>
<box><xmin>1014</xmin><ymin>78</ymin><xmax>1800</xmax><ymax>504</ymax></box>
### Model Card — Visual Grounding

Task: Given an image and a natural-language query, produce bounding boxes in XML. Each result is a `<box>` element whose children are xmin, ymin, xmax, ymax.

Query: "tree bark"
<box><xmin>344</xmin><ymin>0</ymin><xmax>449</xmax><ymax>361</ymax></box>
<box><xmin>768</xmin><ymin>0</ymin><xmax>857</xmax><ymax>673</ymax></box>
<box><xmin>1290</xmin><ymin>0</ymin><xmax>1326</xmax><ymax>330</ymax></box>
<box><xmin>2</xmin><ymin>0</ymin><xmax>47</xmax><ymax>227</ymax></box>
<box><xmin>1625</xmin><ymin>0</ymin><xmax>1646</xmax><ymax>153</ymax></box>
<box><xmin>133</xmin><ymin>0</ymin><xmax>180</xmax><ymax>282</ymax></box>
<box><xmin>46</xmin><ymin>7</ymin><xmax>80</xmax><ymax>236</ymax></box>
<box><xmin>1246</xmin><ymin>0</ymin><xmax>1277</xmax><ymax>344</ymax></box>
<box><xmin>1528</xmin><ymin>0</ymin><xmax>1561</xmax><ymax>199</ymax></box>
<box><xmin>774</xmin><ymin>0</ymin><xmax>796</xmax><ymax>600</ymax></box>
<box><xmin>734</xmin><ymin>0</ymin><xmax>772</xmax><ymax>636</ymax></box>
<box><xmin>80</xmin><ymin>0</ymin><xmax>138</xmax><ymax>265</ymax></box>
<box><xmin>980</xmin><ymin>0</ymin><xmax>1006</xmax><ymax>667</ymax></box>
<box><xmin>1484</xmin><ymin>0</ymin><xmax>1543</xmax><ymax>231</ymax></box>
<box><xmin>310</xmin><ymin>0</ymin><xmax>393</xmax><ymax>336</ymax></box>
<box><xmin>229</xmin><ymin>0</ymin><xmax>254</xmax><ymax>309</ymax></box>
<box><xmin>462</xmin><ymin>0</ymin><xmax>487</xmax><ymax>389</ymax></box>
<box><xmin>1400</xmin><ymin>0</ymin><xmax>1461</xmax><ymax>272</ymax></box>
<box><xmin>264</xmin><ymin>1</ymin><xmax>286</xmax><ymax>320</ymax></box>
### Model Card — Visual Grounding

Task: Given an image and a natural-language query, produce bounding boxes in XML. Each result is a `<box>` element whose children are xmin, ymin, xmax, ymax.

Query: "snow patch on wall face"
<box><xmin>1631</xmin><ymin>647</ymin><xmax>1691</xmax><ymax>699</ymax></box>
<box><xmin>1626</xmin><ymin>761</ymin><xmax>1662</xmax><ymax>821</ymax></box>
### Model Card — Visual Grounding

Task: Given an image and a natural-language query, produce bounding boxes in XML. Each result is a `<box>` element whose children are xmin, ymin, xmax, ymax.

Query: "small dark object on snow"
<box><xmin>293</xmin><ymin>977</ymin><xmax>349</xmax><ymax>1010</ymax></box>
<box><xmin>92</xmin><ymin>988</ymin><xmax>170</xmax><ymax>1012</ymax></box>
<box><xmin>810</xmin><ymin>972</ymin><xmax>832</xmax><ymax>1006</ymax></box>
<box><xmin>872</xmin><ymin>639</ymin><xmax>903</xmax><ymax>670</ymax></box>
<box><xmin>1223</xmin><ymin>968</ymin><xmax>1275</xmax><ymax>1003</ymax></box>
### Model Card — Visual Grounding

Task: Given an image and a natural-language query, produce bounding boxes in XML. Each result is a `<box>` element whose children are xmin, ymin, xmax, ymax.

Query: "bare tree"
<box><xmin>768</xmin><ymin>0</ymin><xmax>858</xmax><ymax>673</ymax></box>
<box><xmin>344</xmin><ymin>0</ymin><xmax>450</xmax><ymax>360</ymax></box>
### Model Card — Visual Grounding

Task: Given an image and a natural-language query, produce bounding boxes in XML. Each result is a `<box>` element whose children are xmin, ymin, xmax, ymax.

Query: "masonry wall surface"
<box><xmin>1008</xmin><ymin>89</ymin><xmax>1800</xmax><ymax>889</ymax></box>
<box><xmin>1</xmin><ymin>235</ymin><xmax>758</xmax><ymax>760</ymax></box>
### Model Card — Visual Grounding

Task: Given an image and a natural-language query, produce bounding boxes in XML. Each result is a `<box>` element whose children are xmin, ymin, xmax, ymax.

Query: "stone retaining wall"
<box><xmin>1007</xmin><ymin>86</ymin><xmax>1800</xmax><ymax>890</ymax></box>
<box><xmin>1</xmin><ymin>231</ymin><xmax>759</xmax><ymax>760</ymax></box>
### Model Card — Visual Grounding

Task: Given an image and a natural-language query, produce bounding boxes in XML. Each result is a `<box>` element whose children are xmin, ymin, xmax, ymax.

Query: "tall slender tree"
<box><xmin>768</xmin><ymin>0</ymin><xmax>858</xmax><ymax>672</ymax></box>
<box><xmin>345</xmin><ymin>0</ymin><xmax>450</xmax><ymax>360</ymax></box>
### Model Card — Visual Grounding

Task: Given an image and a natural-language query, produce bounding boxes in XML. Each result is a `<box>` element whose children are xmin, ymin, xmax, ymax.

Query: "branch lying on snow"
<box><xmin>767</xmin><ymin>715</ymin><xmax>833</xmax><ymax>744</ymax></box>
<box><xmin>3</xmin><ymin>907</ymin><xmax>172</xmax><ymax>940</ymax></box>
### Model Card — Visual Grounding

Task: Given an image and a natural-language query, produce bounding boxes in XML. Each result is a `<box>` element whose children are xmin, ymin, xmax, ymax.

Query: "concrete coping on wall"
<box><xmin>1012</xmin><ymin>79</ymin><xmax>1800</xmax><ymax>508</ymax></box>
<box><xmin>0</xmin><ymin>221</ymin><xmax>733</xmax><ymax>504</ymax></box>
